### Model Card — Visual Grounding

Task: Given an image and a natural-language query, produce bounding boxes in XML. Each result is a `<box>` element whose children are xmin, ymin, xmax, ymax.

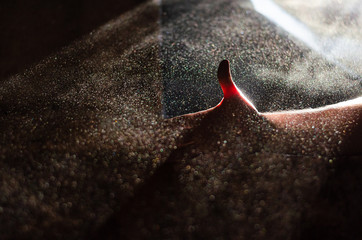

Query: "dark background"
<box><xmin>0</xmin><ymin>0</ymin><xmax>145</xmax><ymax>80</ymax></box>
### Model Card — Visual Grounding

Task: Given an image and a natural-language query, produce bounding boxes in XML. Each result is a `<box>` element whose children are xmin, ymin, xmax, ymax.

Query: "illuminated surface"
<box><xmin>274</xmin><ymin>0</ymin><xmax>362</xmax><ymax>75</ymax></box>
<box><xmin>252</xmin><ymin>0</ymin><xmax>362</xmax><ymax>81</ymax></box>
<box><xmin>250</xmin><ymin>0</ymin><xmax>320</xmax><ymax>51</ymax></box>
<box><xmin>0</xmin><ymin>0</ymin><xmax>361</xmax><ymax>239</ymax></box>
<box><xmin>161</xmin><ymin>0</ymin><xmax>361</xmax><ymax>117</ymax></box>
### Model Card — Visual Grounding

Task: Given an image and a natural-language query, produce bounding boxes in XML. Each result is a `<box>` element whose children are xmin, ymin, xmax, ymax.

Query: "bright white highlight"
<box><xmin>250</xmin><ymin>0</ymin><xmax>320</xmax><ymax>52</ymax></box>
<box><xmin>263</xmin><ymin>96</ymin><xmax>362</xmax><ymax>115</ymax></box>
<box><xmin>250</xmin><ymin>0</ymin><xmax>362</xmax><ymax>77</ymax></box>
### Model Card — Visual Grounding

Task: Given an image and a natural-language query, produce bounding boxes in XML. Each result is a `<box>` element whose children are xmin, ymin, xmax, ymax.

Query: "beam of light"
<box><xmin>250</xmin><ymin>0</ymin><xmax>362</xmax><ymax>80</ymax></box>
<box><xmin>250</xmin><ymin>0</ymin><xmax>320</xmax><ymax>52</ymax></box>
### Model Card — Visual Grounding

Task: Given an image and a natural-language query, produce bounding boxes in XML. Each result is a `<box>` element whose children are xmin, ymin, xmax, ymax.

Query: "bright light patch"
<box><xmin>250</xmin><ymin>0</ymin><xmax>320</xmax><ymax>52</ymax></box>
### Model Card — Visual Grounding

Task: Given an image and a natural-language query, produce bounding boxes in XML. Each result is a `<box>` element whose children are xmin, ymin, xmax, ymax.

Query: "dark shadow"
<box><xmin>0</xmin><ymin>0</ymin><xmax>146</xmax><ymax>80</ymax></box>
<box><xmin>299</xmin><ymin>115</ymin><xmax>362</xmax><ymax>240</ymax></box>
<box><xmin>299</xmin><ymin>156</ymin><xmax>362</xmax><ymax>240</ymax></box>
<box><xmin>91</xmin><ymin>148</ymin><xmax>186</xmax><ymax>240</ymax></box>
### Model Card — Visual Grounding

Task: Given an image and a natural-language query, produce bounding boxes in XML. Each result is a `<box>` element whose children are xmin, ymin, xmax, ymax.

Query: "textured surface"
<box><xmin>95</xmin><ymin>59</ymin><xmax>361</xmax><ymax>240</ymax></box>
<box><xmin>0</xmin><ymin>0</ymin><xmax>362</xmax><ymax>239</ymax></box>
<box><xmin>161</xmin><ymin>0</ymin><xmax>361</xmax><ymax>117</ymax></box>
<box><xmin>0</xmin><ymin>2</ymin><xmax>174</xmax><ymax>239</ymax></box>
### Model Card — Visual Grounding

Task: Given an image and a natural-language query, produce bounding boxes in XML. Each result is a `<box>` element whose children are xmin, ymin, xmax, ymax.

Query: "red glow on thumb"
<box><xmin>217</xmin><ymin>60</ymin><xmax>257</xmax><ymax>111</ymax></box>
<box><xmin>218</xmin><ymin>60</ymin><xmax>239</xmax><ymax>98</ymax></box>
